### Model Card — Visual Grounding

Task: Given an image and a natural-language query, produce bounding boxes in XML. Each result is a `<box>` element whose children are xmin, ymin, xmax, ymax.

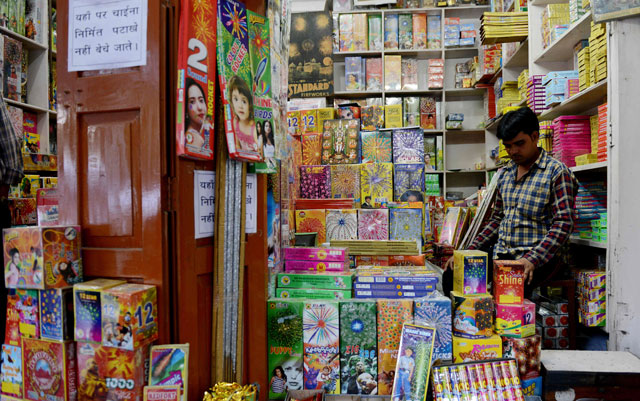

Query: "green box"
<box><xmin>398</xmin><ymin>14</ymin><xmax>413</xmax><ymax>50</ymax></box>
<box><xmin>277</xmin><ymin>272</ymin><xmax>353</xmax><ymax>290</ymax></box>
<box><xmin>276</xmin><ymin>288</ymin><xmax>352</xmax><ymax>300</ymax></box>
<box><xmin>340</xmin><ymin>300</ymin><xmax>378</xmax><ymax>394</ymax></box>
<box><xmin>267</xmin><ymin>299</ymin><xmax>304</xmax><ymax>399</ymax></box>
<box><xmin>591</xmin><ymin>219</ymin><xmax>600</xmax><ymax>228</ymax></box>
<box><xmin>592</xmin><ymin>233</ymin><xmax>601</xmax><ymax>242</ymax></box>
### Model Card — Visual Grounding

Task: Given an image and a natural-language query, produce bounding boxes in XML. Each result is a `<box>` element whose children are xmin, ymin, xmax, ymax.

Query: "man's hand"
<box><xmin>443</xmin><ymin>256</ymin><xmax>454</xmax><ymax>272</ymax></box>
<box><xmin>517</xmin><ymin>257</ymin><xmax>535</xmax><ymax>284</ymax></box>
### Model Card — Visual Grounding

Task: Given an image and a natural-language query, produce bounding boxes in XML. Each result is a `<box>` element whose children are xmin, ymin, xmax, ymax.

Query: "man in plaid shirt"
<box><xmin>446</xmin><ymin>107</ymin><xmax>578</xmax><ymax>294</ymax></box>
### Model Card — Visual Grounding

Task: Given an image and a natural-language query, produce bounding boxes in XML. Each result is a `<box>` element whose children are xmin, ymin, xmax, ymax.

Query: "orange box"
<box><xmin>412</xmin><ymin>14</ymin><xmax>427</xmax><ymax>49</ymax></box>
<box><xmin>302</xmin><ymin>133</ymin><xmax>322</xmax><ymax>165</ymax></box>
<box><xmin>295</xmin><ymin>209</ymin><xmax>327</xmax><ymax>245</ymax></box>
<box><xmin>22</xmin><ymin>338</ymin><xmax>76</xmax><ymax>401</ymax></box>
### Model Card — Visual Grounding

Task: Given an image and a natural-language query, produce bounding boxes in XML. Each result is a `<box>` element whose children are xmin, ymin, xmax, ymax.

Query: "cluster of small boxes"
<box><xmin>552</xmin><ymin>115</ymin><xmax>591</xmax><ymax>168</ymax></box>
<box><xmin>337</xmin><ymin>13</ymin><xmax>383</xmax><ymax>52</ymax></box>
<box><xmin>590</xmin><ymin>212</ymin><xmax>607</xmax><ymax>243</ymax></box>
<box><xmin>429</xmin><ymin>58</ymin><xmax>445</xmax><ymax>89</ymax></box>
<box><xmin>573</xmin><ymin>180</ymin><xmax>607</xmax><ymax>239</ymax></box>
<box><xmin>589</xmin><ymin>22</ymin><xmax>607</xmax><ymax>84</ymax></box>
<box><xmin>517</xmin><ymin>69</ymin><xmax>529</xmax><ymax>101</ymax></box>
<box><xmin>496</xmin><ymin>79</ymin><xmax>520</xmax><ymax>115</ymax></box>
<box><xmin>596</xmin><ymin>103</ymin><xmax>608</xmax><ymax>161</ymax></box>
<box><xmin>380</xmin><ymin>13</ymin><xmax>442</xmax><ymax>51</ymax></box>
<box><xmin>479</xmin><ymin>44</ymin><xmax>502</xmax><ymax>78</ymax></box>
<box><xmin>526</xmin><ymin>75</ymin><xmax>547</xmax><ymax>114</ymax></box>
<box><xmin>538</xmin><ymin>120</ymin><xmax>553</xmax><ymax>152</ymax></box>
<box><xmin>535</xmin><ymin>297</ymin><xmax>570</xmax><ymax>350</ymax></box>
<box><xmin>576</xmin><ymin>271</ymin><xmax>606</xmax><ymax>327</ymax></box>
<box><xmin>454</xmin><ymin>59</ymin><xmax>476</xmax><ymax>89</ymax></box>
<box><xmin>543</xmin><ymin>70</ymin><xmax>580</xmax><ymax>107</ymax></box>
<box><xmin>444</xmin><ymin>18</ymin><xmax>476</xmax><ymax>48</ymax></box>
<box><xmin>277</xmin><ymin>257</ymin><xmax>354</xmax><ymax>300</ymax></box>
<box><xmin>577</xmin><ymin>41</ymin><xmax>591</xmax><ymax>90</ymax></box>
<box><xmin>542</xmin><ymin>4</ymin><xmax>570</xmax><ymax>49</ymax></box>
<box><xmin>354</xmin><ymin>265</ymin><xmax>438</xmax><ymax>299</ymax></box>
<box><xmin>425</xmin><ymin>174</ymin><xmax>441</xmax><ymax>196</ymax></box>
<box><xmin>569</xmin><ymin>0</ymin><xmax>588</xmax><ymax>23</ymax></box>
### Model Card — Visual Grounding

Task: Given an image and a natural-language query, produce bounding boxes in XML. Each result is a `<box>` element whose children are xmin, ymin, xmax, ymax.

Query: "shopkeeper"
<box><xmin>446</xmin><ymin>107</ymin><xmax>578</xmax><ymax>296</ymax></box>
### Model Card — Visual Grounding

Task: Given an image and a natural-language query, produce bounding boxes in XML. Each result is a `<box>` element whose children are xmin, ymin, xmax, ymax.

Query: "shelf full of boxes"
<box><xmin>1</xmin><ymin>0</ymin><xmax>58</xmax><ymax>228</ymax></box>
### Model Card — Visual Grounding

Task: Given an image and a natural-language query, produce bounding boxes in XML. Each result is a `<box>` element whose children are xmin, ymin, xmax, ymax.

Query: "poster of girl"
<box><xmin>184</xmin><ymin>78</ymin><xmax>213</xmax><ymax>157</ymax></box>
<box><xmin>228</xmin><ymin>75</ymin><xmax>260</xmax><ymax>156</ymax></box>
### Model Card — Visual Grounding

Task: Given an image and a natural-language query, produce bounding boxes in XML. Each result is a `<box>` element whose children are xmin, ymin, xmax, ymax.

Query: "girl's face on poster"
<box><xmin>188</xmin><ymin>85</ymin><xmax>206</xmax><ymax>127</ymax></box>
<box><xmin>232</xmin><ymin>89</ymin><xmax>250</xmax><ymax>122</ymax></box>
<box><xmin>264</xmin><ymin>121</ymin><xmax>272</xmax><ymax>134</ymax></box>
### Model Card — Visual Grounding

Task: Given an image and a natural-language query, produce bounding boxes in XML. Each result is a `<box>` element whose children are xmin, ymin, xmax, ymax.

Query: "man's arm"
<box><xmin>468</xmin><ymin>189</ymin><xmax>504</xmax><ymax>251</ymax></box>
<box><xmin>523</xmin><ymin>170</ymin><xmax>576</xmax><ymax>268</ymax></box>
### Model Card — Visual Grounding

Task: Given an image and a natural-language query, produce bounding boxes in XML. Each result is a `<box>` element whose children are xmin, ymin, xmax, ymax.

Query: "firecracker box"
<box><xmin>354</xmin><ymin>282</ymin><xmax>435</xmax><ymax>291</ymax></box>
<box><xmin>40</xmin><ymin>288</ymin><xmax>74</xmax><ymax>341</ymax></box>
<box><xmin>101</xmin><ymin>283</ymin><xmax>158</xmax><ymax>350</ymax></box>
<box><xmin>414</xmin><ymin>293</ymin><xmax>453</xmax><ymax>362</ymax></box>
<box><xmin>389</xmin><ymin>207</ymin><xmax>423</xmax><ymax>249</ymax></box>
<box><xmin>295</xmin><ymin>210</ymin><xmax>327</xmax><ymax>245</ymax></box>
<box><xmin>543</xmin><ymin>327</ymin><xmax>568</xmax><ymax>338</ymax></box>
<box><xmin>539</xmin><ymin>297</ymin><xmax>569</xmax><ymax>314</ymax></box>
<box><xmin>360</xmin><ymin>163</ymin><xmax>394</xmax><ymax>208</ymax></box>
<box><xmin>392</xmin><ymin>128</ymin><xmax>424</xmax><ymax>164</ymax></box>
<box><xmin>355</xmin><ymin>255</ymin><xmax>390</xmax><ymax>266</ymax></box>
<box><xmin>285</xmin><ymin>260</ymin><xmax>346</xmax><ymax>272</ymax></box>
<box><xmin>502</xmin><ymin>334</ymin><xmax>542</xmax><ymax>380</ymax></box>
<box><xmin>8</xmin><ymin>198</ymin><xmax>37</xmax><ymax>225</ymax></box>
<box><xmin>276</xmin><ymin>288</ymin><xmax>352</xmax><ymax>300</ymax></box>
<box><xmin>77</xmin><ymin>342</ymin><xmax>149</xmax><ymax>401</ymax></box>
<box><xmin>267</xmin><ymin>300</ymin><xmax>304</xmax><ymax>400</ymax></box>
<box><xmin>276</xmin><ymin>272</ymin><xmax>353</xmax><ymax>290</ymax></box>
<box><xmin>74</xmin><ymin>279</ymin><xmax>127</xmax><ymax>343</ymax></box>
<box><xmin>1</xmin><ymin>344</ymin><xmax>23</xmax><ymax>398</ymax></box>
<box><xmin>143</xmin><ymin>386</ymin><xmax>181</xmax><ymax>401</ymax></box>
<box><xmin>355</xmin><ymin>288</ymin><xmax>434</xmax><ymax>299</ymax></box>
<box><xmin>391</xmin><ymin>324</ymin><xmax>436</xmax><ymax>401</ymax></box>
<box><xmin>22</xmin><ymin>338</ymin><xmax>76</xmax><ymax>401</ymax></box>
<box><xmin>451</xmin><ymin>291</ymin><xmax>494</xmax><ymax>339</ymax></box>
<box><xmin>537</xmin><ymin>307</ymin><xmax>569</xmax><ymax>327</ymax></box>
<box><xmin>283</xmin><ymin>247</ymin><xmax>348</xmax><ymax>262</ymax></box>
<box><xmin>493</xmin><ymin>260</ymin><xmax>525</xmax><ymax>305</ymax></box>
<box><xmin>452</xmin><ymin>334</ymin><xmax>502</xmax><ymax>363</ymax></box>
<box><xmin>303</xmin><ymin>301</ymin><xmax>340</xmax><ymax>393</ymax></box>
<box><xmin>6</xmin><ymin>289</ymin><xmax>39</xmax><ymax>343</ymax></box>
<box><xmin>377</xmin><ymin>299</ymin><xmax>413</xmax><ymax>395</ymax></box>
<box><xmin>360</xmin><ymin>131</ymin><xmax>392</xmax><ymax>163</ymax></box>
<box><xmin>495</xmin><ymin>300</ymin><xmax>536</xmax><ymax>338</ymax></box>
<box><xmin>357</xmin><ymin>209</ymin><xmax>389</xmax><ymax>241</ymax></box>
<box><xmin>3</xmin><ymin>226</ymin><xmax>83</xmax><ymax>289</ymax></box>
<box><xmin>339</xmin><ymin>300</ymin><xmax>378</xmax><ymax>395</ymax></box>
<box><xmin>453</xmin><ymin>250</ymin><xmax>488</xmax><ymax>295</ymax></box>
<box><xmin>521</xmin><ymin>376</ymin><xmax>543</xmax><ymax>396</ymax></box>
<box><xmin>321</xmin><ymin>119</ymin><xmax>360</xmax><ymax>165</ymax></box>
<box><xmin>326</xmin><ymin>209</ymin><xmax>358</xmax><ymax>241</ymax></box>
<box><xmin>330</xmin><ymin>165</ymin><xmax>361</xmax><ymax>207</ymax></box>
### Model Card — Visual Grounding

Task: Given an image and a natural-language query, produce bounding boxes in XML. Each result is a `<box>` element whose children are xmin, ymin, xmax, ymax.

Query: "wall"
<box><xmin>291</xmin><ymin>0</ymin><xmax>329</xmax><ymax>13</ymax></box>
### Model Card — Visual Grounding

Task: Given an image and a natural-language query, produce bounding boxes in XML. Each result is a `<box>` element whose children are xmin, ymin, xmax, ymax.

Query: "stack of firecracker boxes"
<box><xmin>576</xmin><ymin>270</ymin><xmax>606</xmax><ymax>328</ymax></box>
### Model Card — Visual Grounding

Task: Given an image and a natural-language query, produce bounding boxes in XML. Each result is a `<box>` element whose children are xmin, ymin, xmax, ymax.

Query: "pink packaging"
<box><xmin>284</xmin><ymin>259</ymin><xmax>346</xmax><ymax>272</ymax></box>
<box><xmin>283</xmin><ymin>247</ymin><xmax>348</xmax><ymax>262</ymax></box>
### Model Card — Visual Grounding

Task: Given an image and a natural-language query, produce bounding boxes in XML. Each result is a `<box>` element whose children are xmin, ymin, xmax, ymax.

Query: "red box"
<box><xmin>493</xmin><ymin>260</ymin><xmax>525</xmax><ymax>305</ymax></box>
<box><xmin>503</xmin><ymin>335</ymin><xmax>541</xmax><ymax>380</ymax></box>
<box><xmin>22</xmin><ymin>338</ymin><xmax>76</xmax><ymax>401</ymax></box>
<box><xmin>543</xmin><ymin>327</ymin><xmax>568</xmax><ymax>339</ymax></box>
<box><xmin>537</xmin><ymin>308</ymin><xmax>569</xmax><ymax>327</ymax></box>
<box><xmin>77</xmin><ymin>342</ymin><xmax>149</xmax><ymax>401</ymax></box>
<box><xmin>8</xmin><ymin>198</ymin><xmax>37</xmax><ymax>225</ymax></box>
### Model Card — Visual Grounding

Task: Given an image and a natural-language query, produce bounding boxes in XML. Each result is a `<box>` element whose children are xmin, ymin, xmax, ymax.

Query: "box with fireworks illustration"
<box><xmin>330</xmin><ymin>165</ymin><xmax>361</xmax><ymax>208</ymax></box>
<box><xmin>2</xmin><ymin>226</ymin><xmax>83</xmax><ymax>289</ymax></box>
<box><xmin>339</xmin><ymin>300</ymin><xmax>378</xmax><ymax>395</ymax></box>
<box><xmin>502</xmin><ymin>335</ymin><xmax>541</xmax><ymax>380</ymax></box>
<box><xmin>1</xmin><ymin>344</ymin><xmax>23</xmax><ymax>398</ymax></box>
<box><xmin>354</xmin><ymin>282</ymin><xmax>436</xmax><ymax>292</ymax></box>
<box><xmin>355</xmin><ymin>289</ymin><xmax>434</xmax><ymax>299</ymax></box>
<box><xmin>301</xmin><ymin>110</ymin><xmax>318</xmax><ymax>134</ymax></box>
<box><xmin>285</xmin><ymin>260</ymin><xmax>346</xmax><ymax>272</ymax></box>
<box><xmin>302</xmin><ymin>134</ymin><xmax>323</xmax><ymax>166</ymax></box>
<box><xmin>283</xmin><ymin>247</ymin><xmax>349</xmax><ymax>263</ymax></box>
<box><xmin>392</xmin><ymin>128</ymin><xmax>424</xmax><ymax>164</ymax></box>
<box><xmin>355</xmin><ymin>271</ymin><xmax>438</xmax><ymax>286</ymax></box>
<box><xmin>74</xmin><ymin>279</ymin><xmax>126</xmax><ymax>343</ymax></box>
<box><xmin>77</xmin><ymin>342</ymin><xmax>150</xmax><ymax>401</ymax></box>
<box><xmin>277</xmin><ymin>272</ymin><xmax>353</xmax><ymax>290</ymax></box>
<box><xmin>5</xmin><ymin>289</ymin><xmax>39</xmax><ymax>344</ymax></box>
<box><xmin>389</xmin><ymin>207</ymin><xmax>423</xmax><ymax>249</ymax></box>
<box><xmin>321</xmin><ymin>119</ymin><xmax>360</xmax><ymax>165</ymax></box>
<box><xmin>394</xmin><ymin>164</ymin><xmax>425</xmax><ymax>202</ymax></box>
<box><xmin>451</xmin><ymin>291</ymin><xmax>494</xmax><ymax>339</ymax></box>
<box><xmin>22</xmin><ymin>338</ymin><xmax>76</xmax><ymax>401</ymax></box>
<box><xmin>377</xmin><ymin>299</ymin><xmax>413</xmax><ymax>395</ymax></box>
<box><xmin>101</xmin><ymin>283</ymin><xmax>158</xmax><ymax>350</ymax></box>
<box><xmin>391</xmin><ymin>324</ymin><xmax>436</xmax><ymax>401</ymax></box>
<box><xmin>493</xmin><ymin>260</ymin><xmax>525</xmax><ymax>305</ymax></box>
<box><xmin>452</xmin><ymin>334</ymin><xmax>502</xmax><ymax>363</ymax></box>
<box><xmin>303</xmin><ymin>301</ymin><xmax>340</xmax><ymax>393</ymax></box>
<box><xmin>300</xmin><ymin>165</ymin><xmax>331</xmax><ymax>199</ymax></box>
<box><xmin>495</xmin><ymin>300</ymin><xmax>536</xmax><ymax>338</ymax></box>
<box><xmin>453</xmin><ymin>250</ymin><xmax>488</xmax><ymax>295</ymax></box>
<box><xmin>360</xmin><ymin>131</ymin><xmax>392</xmax><ymax>164</ymax></box>
<box><xmin>276</xmin><ymin>288</ymin><xmax>352</xmax><ymax>300</ymax></box>
<box><xmin>414</xmin><ymin>293</ymin><xmax>452</xmax><ymax>362</ymax></box>
<box><xmin>8</xmin><ymin>198</ymin><xmax>37</xmax><ymax>226</ymax></box>
<box><xmin>325</xmin><ymin>209</ymin><xmax>358</xmax><ymax>241</ymax></box>
<box><xmin>361</xmin><ymin>106</ymin><xmax>384</xmax><ymax>131</ymax></box>
<box><xmin>267</xmin><ymin>300</ymin><xmax>304</xmax><ymax>399</ymax></box>
<box><xmin>40</xmin><ymin>288</ymin><xmax>73</xmax><ymax>341</ymax></box>
<box><xmin>295</xmin><ymin>210</ymin><xmax>327</xmax><ymax>245</ymax></box>
<box><xmin>360</xmin><ymin>163</ymin><xmax>393</xmax><ymax>208</ymax></box>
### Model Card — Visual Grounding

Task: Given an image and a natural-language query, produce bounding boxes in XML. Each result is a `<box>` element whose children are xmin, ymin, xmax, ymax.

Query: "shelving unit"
<box><xmin>570</xmin><ymin>238</ymin><xmax>607</xmax><ymax>249</ymax></box>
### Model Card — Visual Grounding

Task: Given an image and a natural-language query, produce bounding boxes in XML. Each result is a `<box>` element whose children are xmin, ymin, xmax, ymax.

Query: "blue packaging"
<box><xmin>459</xmin><ymin>38</ymin><xmax>475</xmax><ymax>46</ymax></box>
<box><xmin>414</xmin><ymin>292</ymin><xmax>452</xmax><ymax>362</ymax></box>
<box><xmin>460</xmin><ymin>23</ymin><xmax>475</xmax><ymax>32</ymax></box>
<box><xmin>354</xmin><ymin>288</ymin><xmax>435</xmax><ymax>298</ymax></box>
<box><xmin>521</xmin><ymin>376</ymin><xmax>542</xmax><ymax>396</ymax></box>
<box><xmin>354</xmin><ymin>282</ymin><xmax>437</xmax><ymax>291</ymax></box>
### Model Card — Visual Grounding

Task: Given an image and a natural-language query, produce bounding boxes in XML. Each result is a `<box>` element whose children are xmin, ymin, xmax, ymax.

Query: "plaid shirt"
<box><xmin>0</xmin><ymin>97</ymin><xmax>23</xmax><ymax>186</ymax></box>
<box><xmin>469</xmin><ymin>149</ymin><xmax>578</xmax><ymax>268</ymax></box>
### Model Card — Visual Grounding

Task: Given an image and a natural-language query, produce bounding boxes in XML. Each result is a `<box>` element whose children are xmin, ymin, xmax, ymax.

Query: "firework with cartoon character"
<box><xmin>303</xmin><ymin>301</ymin><xmax>340</xmax><ymax>393</ymax></box>
<box><xmin>74</xmin><ymin>279</ymin><xmax>126</xmax><ymax>343</ymax></box>
<box><xmin>340</xmin><ymin>300</ymin><xmax>377</xmax><ymax>394</ymax></box>
<box><xmin>391</xmin><ymin>323</ymin><xmax>436</xmax><ymax>401</ymax></box>
<box><xmin>40</xmin><ymin>288</ymin><xmax>73</xmax><ymax>341</ymax></box>
<box><xmin>22</xmin><ymin>338</ymin><xmax>76</xmax><ymax>401</ymax></box>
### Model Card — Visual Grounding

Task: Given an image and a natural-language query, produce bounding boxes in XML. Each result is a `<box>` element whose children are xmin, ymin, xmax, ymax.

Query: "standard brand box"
<box><xmin>277</xmin><ymin>272</ymin><xmax>353</xmax><ymax>289</ymax></box>
<box><xmin>283</xmin><ymin>247</ymin><xmax>348</xmax><ymax>262</ymax></box>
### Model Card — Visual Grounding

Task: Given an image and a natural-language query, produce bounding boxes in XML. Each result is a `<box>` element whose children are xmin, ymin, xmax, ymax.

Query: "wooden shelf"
<box><xmin>446</xmin><ymin>129</ymin><xmax>486</xmax><ymax>134</ymax></box>
<box><xmin>333</xmin><ymin>90</ymin><xmax>383</xmax><ymax>98</ymax></box>
<box><xmin>538</xmin><ymin>79</ymin><xmax>608</xmax><ymax>121</ymax></box>
<box><xmin>331</xmin><ymin>10</ymin><xmax>383</xmax><ymax>16</ymax></box>
<box><xmin>503</xmin><ymin>38</ymin><xmax>529</xmax><ymax>69</ymax></box>
<box><xmin>570</xmin><ymin>238</ymin><xmax>607</xmax><ymax>249</ymax></box>
<box><xmin>385</xmin><ymin>48</ymin><xmax>444</xmax><ymax>59</ymax></box>
<box><xmin>333</xmin><ymin>50</ymin><xmax>382</xmax><ymax>60</ymax></box>
<box><xmin>4</xmin><ymin>98</ymin><xmax>50</xmax><ymax>113</ymax></box>
<box><xmin>446</xmin><ymin>169</ymin><xmax>486</xmax><ymax>174</ymax></box>
<box><xmin>386</xmin><ymin>88</ymin><xmax>443</xmax><ymax>95</ymax></box>
<box><xmin>0</xmin><ymin>27</ymin><xmax>48</xmax><ymax>51</ymax></box>
<box><xmin>534</xmin><ymin>11</ymin><xmax>592</xmax><ymax>63</ymax></box>
<box><xmin>446</xmin><ymin>88</ymin><xmax>486</xmax><ymax>97</ymax></box>
<box><xmin>570</xmin><ymin>161</ymin><xmax>608</xmax><ymax>173</ymax></box>
<box><xmin>423</xmin><ymin>129</ymin><xmax>444</xmax><ymax>134</ymax></box>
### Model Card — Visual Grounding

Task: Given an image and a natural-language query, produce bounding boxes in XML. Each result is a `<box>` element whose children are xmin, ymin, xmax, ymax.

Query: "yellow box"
<box><xmin>384</xmin><ymin>104</ymin><xmax>403</xmax><ymax>128</ymax></box>
<box><xmin>452</xmin><ymin>334</ymin><xmax>502</xmax><ymax>363</ymax></box>
<box><xmin>300</xmin><ymin>109</ymin><xmax>318</xmax><ymax>134</ymax></box>
<box><xmin>317</xmin><ymin>108</ymin><xmax>335</xmax><ymax>134</ymax></box>
<box><xmin>453</xmin><ymin>250</ymin><xmax>488</xmax><ymax>295</ymax></box>
<box><xmin>287</xmin><ymin>111</ymin><xmax>301</xmax><ymax>136</ymax></box>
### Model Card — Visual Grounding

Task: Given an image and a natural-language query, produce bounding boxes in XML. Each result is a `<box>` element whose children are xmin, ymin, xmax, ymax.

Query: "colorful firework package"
<box><xmin>392</xmin><ymin>128</ymin><xmax>424</xmax><ymax>164</ymax></box>
<box><xmin>22</xmin><ymin>338</ymin><xmax>76</xmax><ymax>401</ymax></box>
<box><xmin>326</xmin><ymin>209</ymin><xmax>358</xmax><ymax>241</ymax></box>
<box><xmin>360</xmin><ymin>131</ymin><xmax>392</xmax><ymax>163</ymax></box>
<box><xmin>176</xmin><ymin>0</ymin><xmax>216</xmax><ymax>160</ymax></box>
<box><xmin>3</xmin><ymin>36</ymin><xmax>22</xmax><ymax>101</ymax></box>
<box><xmin>394</xmin><ymin>164</ymin><xmax>425</xmax><ymax>202</ymax></box>
<box><xmin>339</xmin><ymin>300</ymin><xmax>378</xmax><ymax>395</ymax></box>
<box><xmin>4</xmin><ymin>291</ymin><xmax>21</xmax><ymax>345</ymax></box>
<box><xmin>285</xmin><ymin>260</ymin><xmax>346</xmax><ymax>273</ymax></box>
<box><xmin>453</xmin><ymin>250</ymin><xmax>488</xmax><ymax>295</ymax></box>
<box><xmin>144</xmin><ymin>385</ymin><xmax>181</xmax><ymax>401</ymax></box>
<box><xmin>495</xmin><ymin>300</ymin><xmax>535</xmax><ymax>338</ymax></box>
<box><xmin>451</xmin><ymin>291</ymin><xmax>494</xmax><ymax>339</ymax></box>
<box><xmin>414</xmin><ymin>292</ymin><xmax>452</xmax><ymax>363</ymax></box>
<box><xmin>391</xmin><ymin>323</ymin><xmax>436</xmax><ymax>401</ymax></box>
<box><xmin>283</xmin><ymin>247</ymin><xmax>348</xmax><ymax>262</ymax></box>
<box><xmin>295</xmin><ymin>210</ymin><xmax>327</xmax><ymax>245</ymax></box>
<box><xmin>276</xmin><ymin>288</ymin><xmax>351</xmax><ymax>300</ymax></box>
<box><xmin>3</xmin><ymin>226</ymin><xmax>82</xmax><ymax>290</ymax></box>
<box><xmin>300</xmin><ymin>110</ymin><xmax>318</xmax><ymax>134</ymax></box>
<box><xmin>39</xmin><ymin>288</ymin><xmax>73</xmax><ymax>341</ymax></box>
<box><xmin>389</xmin><ymin>207</ymin><xmax>423</xmax><ymax>249</ymax></box>
<box><xmin>299</xmin><ymin>165</ymin><xmax>331</xmax><ymax>199</ymax></box>
<box><xmin>101</xmin><ymin>283</ymin><xmax>158</xmax><ymax>350</ymax></box>
<box><xmin>360</xmin><ymin>163</ymin><xmax>393</xmax><ymax>208</ymax></box>
<box><xmin>321</xmin><ymin>119</ymin><xmax>360</xmax><ymax>165</ymax></box>
<box><xmin>303</xmin><ymin>301</ymin><xmax>340</xmax><ymax>393</ymax></box>
<box><xmin>73</xmin><ymin>279</ymin><xmax>126</xmax><ymax>343</ymax></box>
<box><xmin>148</xmin><ymin>344</ymin><xmax>190</xmax><ymax>393</ymax></box>
<box><xmin>302</xmin><ymin>133</ymin><xmax>323</xmax><ymax>165</ymax></box>
<box><xmin>361</xmin><ymin>106</ymin><xmax>384</xmax><ymax>131</ymax></box>
<box><xmin>267</xmin><ymin>300</ymin><xmax>304</xmax><ymax>399</ymax></box>
<box><xmin>502</xmin><ymin>335</ymin><xmax>542</xmax><ymax>380</ymax></box>
<box><xmin>6</xmin><ymin>289</ymin><xmax>39</xmax><ymax>342</ymax></box>
<box><xmin>1</xmin><ymin>343</ymin><xmax>23</xmax><ymax>398</ymax></box>
<box><xmin>431</xmin><ymin>359</ymin><xmax>525</xmax><ymax>401</ymax></box>
<box><xmin>493</xmin><ymin>260</ymin><xmax>525</xmax><ymax>305</ymax></box>
<box><xmin>376</xmin><ymin>299</ymin><xmax>413</xmax><ymax>395</ymax></box>
<box><xmin>217</xmin><ymin>0</ymin><xmax>262</xmax><ymax>161</ymax></box>
<box><xmin>330</xmin><ymin>164</ymin><xmax>361</xmax><ymax>207</ymax></box>
<box><xmin>357</xmin><ymin>209</ymin><xmax>389</xmax><ymax>241</ymax></box>
<box><xmin>77</xmin><ymin>342</ymin><xmax>150</xmax><ymax>401</ymax></box>
<box><xmin>452</xmin><ymin>334</ymin><xmax>502</xmax><ymax>363</ymax></box>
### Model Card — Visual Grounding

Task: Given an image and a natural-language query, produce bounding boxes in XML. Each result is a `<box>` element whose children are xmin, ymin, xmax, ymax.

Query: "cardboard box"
<box><xmin>392</xmin><ymin>128</ymin><xmax>424</xmax><ymax>164</ymax></box>
<box><xmin>285</xmin><ymin>260</ymin><xmax>346</xmax><ymax>273</ymax></box>
<box><xmin>360</xmin><ymin>163</ymin><xmax>394</xmax><ymax>208</ymax></box>
<box><xmin>303</xmin><ymin>301</ymin><xmax>340</xmax><ymax>393</ymax></box>
<box><xmin>451</xmin><ymin>291</ymin><xmax>494</xmax><ymax>339</ymax></box>
<box><xmin>355</xmin><ymin>289</ymin><xmax>435</xmax><ymax>299</ymax></box>
<box><xmin>40</xmin><ymin>288</ymin><xmax>73</xmax><ymax>341</ymax></box>
<box><xmin>321</xmin><ymin>119</ymin><xmax>360</xmax><ymax>165</ymax></box>
<box><xmin>1</xmin><ymin>344</ymin><xmax>23</xmax><ymax>398</ymax></box>
<box><xmin>330</xmin><ymin>165</ymin><xmax>361</xmax><ymax>207</ymax></box>
<box><xmin>326</xmin><ymin>209</ymin><xmax>358</xmax><ymax>241</ymax></box>
<box><xmin>283</xmin><ymin>247</ymin><xmax>348</xmax><ymax>262</ymax></box>
<box><xmin>495</xmin><ymin>300</ymin><xmax>536</xmax><ymax>338</ymax></box>
<box><xmin>537</xmin><ymin>307</ymin><xmax>569</xmax><ymax>327</ymax></box>
<box><xmin>267</xmin><ymin>300</ymin><xmax>304</xmax><ymax>399</ymax></box>
<box><xmin>339</xmin><ymin>300</ymin><xmax>378</xmax><ymax>395</ymax></box>
<box><xmin>74</xmin><ymin>279</ymin><xmax>127</xmax><ymax>343</ymax></box>
<box><xmin>300</xmin><ymin>165</ymin><xmax>331</xmax><ymax>199</ymax></box>
<box><xmin>357</xmin><ymin>209</ymin><xmax>389</xmax><ymax>241</ymax></box>
<box><xmin>521</xmin><ymin>376</ymin><xmax>543</xmax><ymax>396</ymax></box>
<box><xmin>143</xmin><ymin>386</ymin><xmax>181</xmax><ymax>401</ymax></box>
<box><xmin>377</xmin><ymin>299</ymin><xmax>413</xmax><ymax>395</ymax></box>
<box><xmin>453</xmin><ymin>250</ymin><xmax>488</xmax><ymax>295</ymax></box>
<box><xmin>394</xmin><ymin>164</ymin><xmax>425</xmax><ymax>202</ymax></box>
<box><xmin>148</xmin><ymin>344</ymin><xmax>189</xmax><ymax>390</ymax></box>
<box><xmin>22</xmin><ymin>338</ymin><xmax>76</xmax><ymax>401</ymax></box>
<box><xmin>295</xmin><ymin>210</ymin><xmax>327</xmax><ymax>245</ymax></box>
<box><xmin>414</xmin><ymin>293</ymin><xmax>452</xmax><ymax>362</ymax></box>
<box><xmin>391</xmin><ymin>324</ymin><xmax>436</xmax><ymax>401</ymax></box>
<box><xmin>389</xmin><ymin>207</ymin><xmax>423</xmax><ymax>249</ymax></box>
<box><xmin>360</xmin><ymin>131</ymin><xmax>392</xmax><ymax>164</ymax></box>
<box><xmin>502</xmin><ymin>335</ymin><xmax>542</xmax><ymax>380</ymax></box>
<box><xmin>3</xmin><ymin>226</ymin><xmax>82</xmax><ymax>289</ymax></box>
<box><xmin>276</xmin><ymin>288</ymin><xmax>352</xmax><ymax>300</ymax></box>
<box><xmin>354</xmin><ymin>282</ymin><xmax>435</xmax><ymax>291</ymax></box>
<box><xmin>452</xmin><ymin>334</ymin><xmax>502</xmax><ymax>363</ymax></box>
<box><xmin>7</xmin><ymin>289</ymin><xmax>39</xmax><ymax>342</ymax></box>
<box><xmin>493</xmin><ymin>260</ymin><xmax>525</xmax><ymax>305</ymax></box>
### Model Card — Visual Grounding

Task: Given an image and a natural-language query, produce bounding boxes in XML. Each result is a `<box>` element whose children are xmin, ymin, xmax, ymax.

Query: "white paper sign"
<box><xmin>68</xmin><ymin>0</ymin><xmax>148</xmax><ymax>71</ymax></box>
<box><xmin>194</xmin><ymin>170</ymin><xmax>215</xmax><ymax>239</ymax></box>
<box><xmin>245</xmin><ymin>174</ymin><xmax>257</xmax><ymax>234</ymax></box>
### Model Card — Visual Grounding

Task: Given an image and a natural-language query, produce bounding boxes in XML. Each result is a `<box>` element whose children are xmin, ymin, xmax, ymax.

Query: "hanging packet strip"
<box><xmin>176</xmin><ymin>0</ymin><xmax>216</xmax><ymax>160</ymax></box>
<box><xmin>217</xmin><ymin>0</ymin><xmax>262</xmax><ymax>162</ymax></box>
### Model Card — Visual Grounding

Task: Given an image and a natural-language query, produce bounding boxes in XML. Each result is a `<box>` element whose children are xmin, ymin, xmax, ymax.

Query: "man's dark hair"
<box><xmin>497</xmin><ymin>107</ymin><xmax>540</xmax><ymax>141</ymax></box>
